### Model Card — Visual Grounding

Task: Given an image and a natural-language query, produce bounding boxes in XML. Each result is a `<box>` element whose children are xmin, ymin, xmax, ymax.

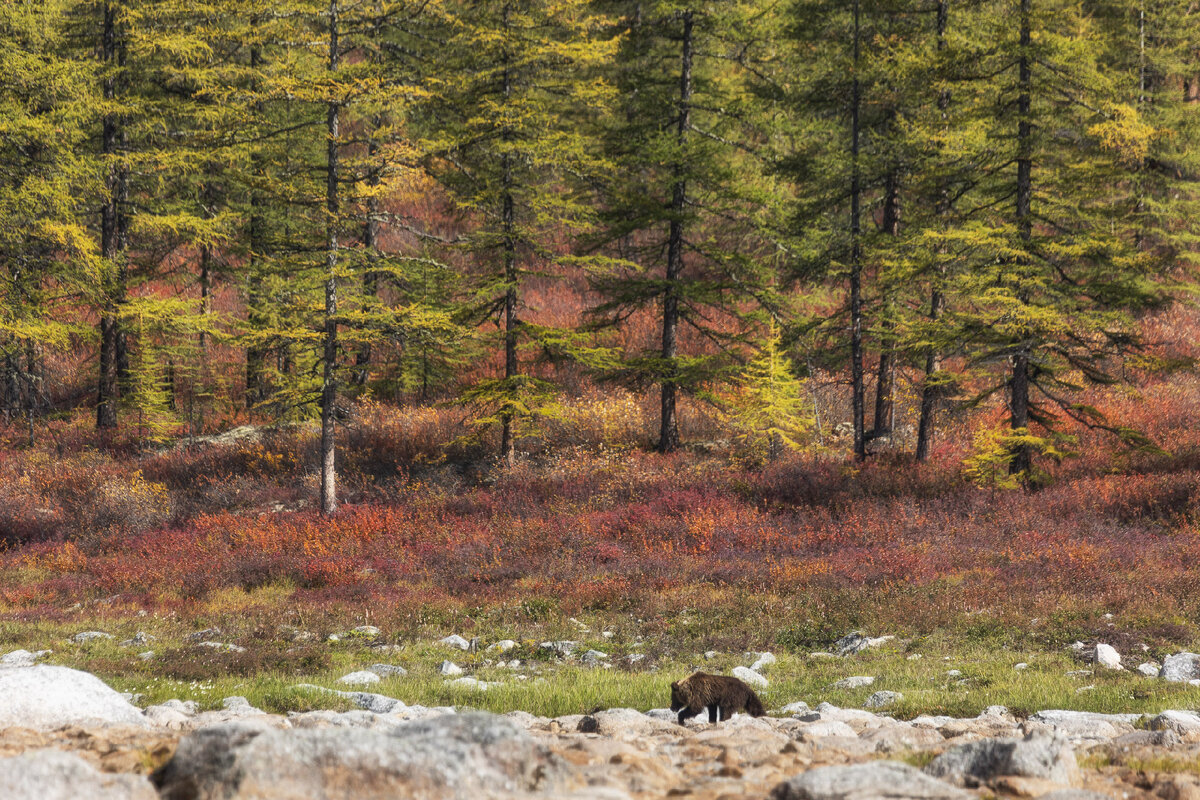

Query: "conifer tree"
<box><xmin>418</xmin><ymin>1</ymin><xmax>617</xmax><ymax>464</ymax></box>
<box><xmin>589</xmin><ymin>1</ymin><xmax>779</xmax><ymax>453</ymax></box>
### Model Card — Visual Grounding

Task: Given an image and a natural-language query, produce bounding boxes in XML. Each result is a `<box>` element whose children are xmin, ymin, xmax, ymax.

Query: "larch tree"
<box><xmin>417</xmin><ymin>0</ymin><xmax>618</xmax><ymax>465</ymax></box>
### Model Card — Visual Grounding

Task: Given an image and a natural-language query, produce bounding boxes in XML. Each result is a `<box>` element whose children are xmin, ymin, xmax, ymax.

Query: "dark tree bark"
<box><xmin>499</xmin><ymin>3</ymin><xmax>518</xmax><ymax>466</ymax></box>
<box><xmin>245</xmin><ymin>42</ymin><xmax>266</xmax><ymax>410</ymax></box>
<box><xmin>916</xmin><ymin>0</ymin><xmax>950</xmax><ymax>463</ymax></box>
<box><xmin>659</xmin><ymin>8</ymin><xmax>693</xmax><ymax>455</ymax></box>
<box><xmin>319</xmin><ymin>0</ymin><xmax>341</xmax><ymax>515</ymax></box>
<box><xmin>871</xmin><ymin>169</ymin><xmax>901</xmax><ymax>444</ymax></box>
<box><xmin>849</xmin><ymin>0</ymin><xmax>866</xmax><ymax>462</ymax></box>
<box><xmin>1009</xmin><ymin>0</ymin><xmax>1033</xmax><ymax>476</ymax></box>
<box><xmin>96</xmin><ymin>0</ymin><xmax>120</xmax><ymax>432</ymax></box>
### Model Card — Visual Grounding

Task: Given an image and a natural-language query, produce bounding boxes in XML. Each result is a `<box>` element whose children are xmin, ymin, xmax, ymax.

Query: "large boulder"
<box><xmin>0</xmin><ymin>749</ymin><xmax>157</xmax><ymax>800</ymax></box>
<box><xmin>1027</xmin><ymin>710</ymin><xmax>1139</xmax><ymax>742</ymax></box>
<box><xmin>153</xmin><ymin>712</ymin><xmax>562</xmax><ymax>800</ymax></box>
<box><xmin>771</xmin><ymin>761</ymin><xmax>971</xmax><ymax>799</ymax></box>
<box><xmin>0</xmin><ymin>665</ymin><xmax>147</xmax><ymax>729</ymax></box>
<box><xmin>924</xmin><ymin>734</ymin><xmax>1079</xmax><ymax>786</ymax></box>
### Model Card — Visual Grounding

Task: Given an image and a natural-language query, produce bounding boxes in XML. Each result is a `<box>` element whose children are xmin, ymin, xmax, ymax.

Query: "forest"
<box><xmin>2</xmin><ymin>0</ymin><xmax>1196</xmax><ymax>509</ymax></box>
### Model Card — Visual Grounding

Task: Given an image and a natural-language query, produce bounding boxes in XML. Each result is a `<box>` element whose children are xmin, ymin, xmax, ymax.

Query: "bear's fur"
<box><xmin>669</xmin><ymin>671</ymin><xmax>766</xmax><ymax>725</ymax></box>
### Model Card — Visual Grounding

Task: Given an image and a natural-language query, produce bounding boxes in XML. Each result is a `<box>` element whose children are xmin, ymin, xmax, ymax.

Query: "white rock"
<box><xmin>350</xmin><ymin>625</ymin><xmax>381</xmax><ymax>637</ymax></box>
<box><xmin>1014</xmin><ymin>662</ymin><xmax>1029</xmax><ymax>670</ymax></box>
<box><xmin>0</xmin><ymin>665</ymin><xmax>148</xmax><ymax>729</ymax></box>
<box><xmin>1136</xmin><ymin>662</ymin><xmax>1161</xmax><ymax>677</ymax></box>
<box><xmin>0</xmin><ymin>649</ymin><xmax>50</xmax><ymax>668</ymax></box>
<box><xmin>1094</xmin><ymin>643</ymin><xmax>1122</xmax><ymax>670</ymax></box>
<box><xmin>1150</xmin><ymin>710</ymin><xmax>1200</xmax><ymax>734</ymax></box>
<box><xmin>830</xmin><ymin>675</ymin><xmax>875</xmax><ymax>690</ymax></box>
<box><xmin>485</xmin><ymin>640</ymin><xmax>516</xmax><ymax>653</ymax></box>
<box><xmin>945</xmin><ymin>669</ymin><xmax>962</xmax><ymax>678</ymax></box>
<box><xmin>197</xmin><ymin>641</ymin><xmax>246</xmax><ymax>653</ymax></box>
<box><xmin>70</xmin><ymin>631</ymin><xmax>113</xmax><ymax>644</ymax></box>
<box><xmin>602</xmin><ymin>631</ymin><xmax>615</xmax><ymax>639</ymax></box>
<box><xmin>137</xmin><ymin>651</ymin><xmax>155</xmax><ymax>661</ymax></box>
<box><xmin>704</xmin><ymin>650</ymin><xmax>719</xmax><ymax>660</ymax></box>
<box><xmin>440</xmin><ymin>660</ymin><xmax>464</xmax><ymax>677</ymax></box>
<box><xmin>731</xmin><ymin>665</ymin><xmax>768</xmax><ymax>688</ymax></box>
<box><xmin>581</xmin><ymin>650</ymin><xmax>609</xmax><ymax>667</ymax></box>
<box><xmin>438</xmin><ymin>635</ymin><xmax>471</xmax><ymax>651</ymax></box>
<box><xmin>539</xmin><ymin>641</ymin><xmax>578</xmax><ymax>656</ymax></box>
<box><xmin>781</xmin><ymin>701</ymin><xmax>812</xmax><ymax>715</ymax></box>
<box><xmin>338</xmin><ymin>671</ymin><xmax>382</xmax><ymax>687</ymax></box>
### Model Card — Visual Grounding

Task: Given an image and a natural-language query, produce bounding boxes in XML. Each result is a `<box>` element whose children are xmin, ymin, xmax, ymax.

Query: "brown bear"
<box><xmin>670</xmin><ymin>671</ymin><xmax>766</xmax><ymax>725</ymax></box>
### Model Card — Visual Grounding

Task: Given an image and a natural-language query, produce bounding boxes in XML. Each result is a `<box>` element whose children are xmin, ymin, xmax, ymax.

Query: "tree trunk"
<box><xmin>659</xmin><ymin>9</ymin><xmax>693</xmax><ymax>455</ymax></box>
<box><xmin>245</xmin><ymin>42</ymin><xmax>265</xmax><ymax>410</ymax></box>
<box><xmin>1009</xmin><ymin>0</ymin><xmax>1033</xmax><ymax>477</ymax></box>
<box><xmin>871</xmin><ymin>169</ymin><xmax>901</xmax><ymax>444</ymax></box>
<box><xmin>499</xmin><ymin>4</ymin><xmax>518</xmax><ymax>466</ymax></box>
<box><xmin>96</xmin><ymin>0</ymin><xmax>120</xmax><ymax>432</ymax></box>
<box><xmin>319</xmin><ymin>0</ymin><xmax>340</xmax><ymax>516</ymax></box>
<box><xmin>849</xmin><ymin>0</ymin><xmax>866</xmax><ymax>462</ymax></box>
<box><xmin>353</xmin><ymin>133</ymin><xmax>380</xmax><ymax>387</ymax></box>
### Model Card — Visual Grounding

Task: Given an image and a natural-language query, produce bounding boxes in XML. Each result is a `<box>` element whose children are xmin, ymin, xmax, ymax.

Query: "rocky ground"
<box><xmin>8</xmin><ymin>648</ymin><xmax>1200</xmax><ymax>799</ymax></box>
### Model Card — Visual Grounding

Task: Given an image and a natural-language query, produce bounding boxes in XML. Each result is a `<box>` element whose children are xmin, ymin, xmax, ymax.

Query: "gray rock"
<box><xmin>1093</xmin><ymin>643</ymin><xmax>1121</xmax><ymax>670</ymax></box>
<box><xmin>1136</xmin><ymin>661</ymin><xmax>1161</xmax><ymax>677</ymax></box>
<box><xmin>1014</xmin><ymin>662</ymin><xmax>1029</xmax><ymax>670</ymax></box>
<box><xmin>1033</xmin><ymin>792</ymin><xmax>1112</xmax><ymax>800</ymax></box>
<box><xmin>0</xmin><ymin>665</ymin><xmax>148</xmax><ymax>729</ymax></box>
<box><xmin>196</xmin><ymin>641</ymin><xmax>246</xmax><ymax>653</ymax></box>
<box><xmin>704</xmin><ymin>650</ymin><xmax>719</xmax><ymax>660</ymax></box>
<box><xmin>338</xmin><ymin>670</ymin><xmax>382</xmax><ymax>686</ymax></box>
<box><xmin>440</xmin><ymin>660</ymin><xmax>463</xmax><ymax>677</ymax></box>
<box><xmin>781</xmin><ymin>701</ymin><xmax>812</xmax><ymax>716</ymax></box>
<box><xmin>367</xmin><ymin>663</ymin><xmax>407</xmax><ymax>678</ymax></box>
<box><xmin>1028</xmin><ymin>710</ymin><xmax>1140</xmax><ymax>741</ymax></box>
<box><xmin>865</xmin><ymin>691</ymin><xmax>903</xmax><ymax>709</ymax></box>
<box><xmin>576</xmin><ymin>708</ymin><xmax>680</xmax><ymax>737</ymax></box>
<box><xmin>1161</xmin><ymin>652</ymin><xmax>1200</xmax><ymax>682</ymax></box>
<box><xmin>485</xmin><ymin>640</ymin><xmax>516</xmax><ymax>653</ymax></box>
<box><xmin>732</xmin><ymin>665</ymin><xmax>768</xmax><ymax>688</ymax></box>
<box><xmin>539</xmin><ymin>640</ymin><xmax>579</xmax><ymax>656</ymax></box>
<box><xmin>184</xmin><ymin>628</ymin><xmax>221</xmax><ymax>643</ymax></box>
<box><xmin>1106</xmin><ymin>729</ymin><xmax>1181</xmax><ymax>749</ymax></box>
<box><xmin>439</xmin><ymin>634</ymin><xmax>471</xmax><ymax>650</ymax></box>
<box><xmin>350</xmin><ymin>625</ymin><xmax>381</xmax><ymax>637</ymax></box>
<box><xmin>70</xmin><ymin>631</ymin><xmax>113</xmax><ymax>644</ymax></box>
<box><xmin>118</xmin><ymin>632</ymin><xmax>154</xmax><ymax>647</ymax></box>
<box><xmin>161</xmin><ymin>699</ymin><xmax>200</xmax><ymax>715</ymax></box>
<box><xmin>293</xmin><ymin>684</ymin><xmax>406</xmax><ymax>715</ymax></box>
<box><xmin>830</xmin><ymin>675</ymin><xmax>875</xmax><ymax>690</ymax></box>
<box><xmin>924</xmin><ymin>734</ymin><xmax>1079</xmax><ymax>786</ymax></box>
<box><xmin>833</xmin><ymin>632</ymin><xmax>869</xmax><ymax>656</ymax></box>
<box><xmin>771</xmin><ymin>761</ymin><xmax>971</xmax><ymax>799</ymax></box>
<box><xmin>0</xmin><ymin>649</ymin><xmax>50</xmax><ymax>667</ymax></box>
<box><xmin>136</xmin><ymin>651</ymin><xmax>155</xmax><ymax>661</ymax></box>
<box><xmin>581</xmin><ymin>649</ymin><xmax>609</xmax><ymax>666</ymax></box>
<box><xmin>153</xmin><ymin>713</ymin><xmax>559</xmax><ymax>800</ymax></box>
<box><xmin>0</xmin><ymin>749</ymin><xmax>157</xmax><ymax>800</ymax></box>
<box><xmin>622</xmin><ymin>653</ymin><xmax>645</xmax><ymax>665</ymax></box>
<box><xmin>796</xmin><ymin>719</ymin><xmax>861</xmax><ymax>739</ymax></box>
<box><xmin>1149</xmin><ymin>709</ymin><xmax>1200</xmax><ymax>734</ymax></box>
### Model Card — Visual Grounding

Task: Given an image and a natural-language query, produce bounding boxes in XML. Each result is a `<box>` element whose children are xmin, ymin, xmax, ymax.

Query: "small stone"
<box><xmin>339</xmin><ymin>671</ymin><xmax>382</xmax><ymax>687</ymax></box>
<box><xmin>581</xmin><ymin>650</ymin><xmax>609</xmax><ymax>667</ymax></box>
<box><xmin>367</xmin><ymin>664</ymin><xmax>407</xmax><ymax>678</ymax></box>
<box><xmin>907</xmin><ymin>654</ymin><xmax>923</xmax><ymax>661</ymax></box>
<box><xmin>623</xmin><ymin>653</ymin><xmax>645</xmax><ymax>665</ymax></box>
<box><xmin>865</xmin><ymin>690</ymin><xmax>903</xmax><ymax>708</ymax></box>
<box><xmin>196</xmin><ymin>641</ymin><xmax>246</xmax><ymax>653</ymax></box>
<box><xmin>350</xmin><ymin>625</ymin><xmax>381</xmax><ymax>637</ymax></box>
<box><xmin>539</xmin><ymin>640</ymin><xmax>579</xmax><ymax>656</ymax></box>
<box><xmin>0</xmin><ymin>649</ymin><xmax>50</xmax><ymax>667</ymax></box>
<box><xmin>327</xmin><ymin>634</ymin><xmax>340</xmax><ymax>642</ymax></box>
<box><xmin>485</xmin><ymin>640</ymin><xmax>516</xmax><ymax>653</ymax></box>
<box><xmin>137</xmin><ymin>651</ymin><xmax>155</xmax><ymax>661</ymax></box>
<box><xmin>781</xmin><ymin>701</ymin><xmax>811</xmax><ymax>715</ymax></box>
<box><xmin>732</xmin><ymin>666</ymin><xmax>768</xmax><ymax>688</ymax></box>
<box><xmin>118</xmin><ymin>632</ymin><xmax>154</xmax><ymax>647</ymax></box>
<box><xmin>830</xmin><ymin>675</ymin><xmax>875</xmax><ymax>690</ymax></box>
<box><xmin>602</xmin><ymin>631</ymin><xmax>615</xmax><ymax>639</ymax></box>
<box><xmin>704</xmin><ymin>650</ymin><xmax>719</xmax><ymax>660</ymax></box>
<box><xmin>440</xmin><ymin>660</ymin><xmax>464</xmax><ymax>677</ymax></box>
<box><xmin>945</xmin><ymin>669</ymin><xmax>962</xmax><ymax>678</ymax></box>
<box><xmin>184</xmin><ymin>628</ymin><xmax>221</xmax><ymax>643</ymax></box>
<box><xmin>809</xmin><ymin>651</ymin><xmax>835</xmax><ymax>659</ymax></box>
<box><xmin>1136</xmin><ymin>662</ymin><xmax>1161</xmax><ymax>677</ymax></box>
<box><xmin>1015</xmin><ymin>662</ymin><xmax>1029</xmax><ymax>670</ymax></box>
<box><xmin>439</xmin><ymin>635</ymin><xmax>471</xmax><ymax>650</ymax></box>
<box><xmin>70</xmin><ymin>631</ymin><xmax>114</xmax><ymax>644</ymax></box>
<box><xmin>1075</xmin><ymin>684</ymin><xmax>1096</xmax><ymax>693</ymax></box>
